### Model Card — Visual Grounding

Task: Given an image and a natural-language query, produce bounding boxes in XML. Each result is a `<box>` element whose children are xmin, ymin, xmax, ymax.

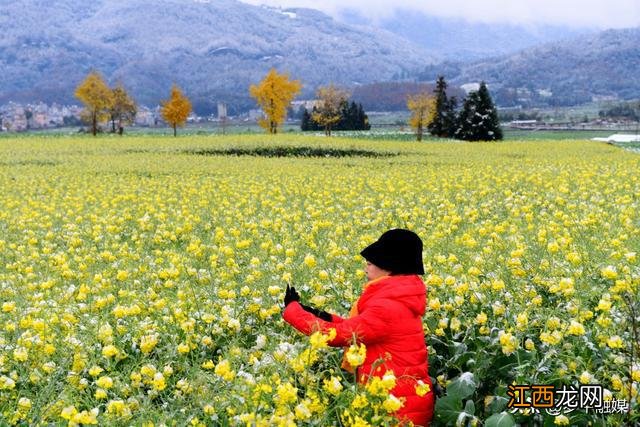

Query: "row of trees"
<box><xmin>598</xmin><ymin>101</ymin><xmax>640</xmax><ymax>121</ymax></box>
<box><xmin>75</xmin><ymin>69</ymin><xmax>500</xmax><ymax>140</ymax></box>
<box><xmin>250</xmin><ymin>71</ymin><xmax>501</xmax><ymax>140</ymax></box>
<box><xmin>75</xmin><ymin>72</ymin><xmax>137</xmax><ymax>136</ymax></box>
<box><xmin>75</xmin><ymin>71</ymin><xmax>192</xmax><ymax>136</ymax></box>
<box><xmin>249</xmin><ymin>73</ymin><xmax>370</xmax><ymax>136</ymax></box>
<box><xmin>407</xmin><ymin>77</ymin><xmax>503</xmax><ymax>141</ymax></box>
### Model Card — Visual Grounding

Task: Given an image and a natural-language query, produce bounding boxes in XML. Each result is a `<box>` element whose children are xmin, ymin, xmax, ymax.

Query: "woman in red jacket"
<box><xmin>282</xmin><ymin>229</ymin><xmax>435</xmax><ymax>426</ymax></box>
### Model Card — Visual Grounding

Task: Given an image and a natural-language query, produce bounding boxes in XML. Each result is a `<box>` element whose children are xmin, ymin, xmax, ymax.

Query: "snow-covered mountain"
<box><xmin>369</xmin><ymin>9</ymin><xmax>592</xmax><ymax>61</ymax></box>
<box><xmin>0</xmin><ymin>0</ymin><xmax>434</xmax><ymax>113</ymax></box>
<box><xmin>416</xmin><ymin>27</ymin><xmax>640</xmax><ymax>107</ymax></box>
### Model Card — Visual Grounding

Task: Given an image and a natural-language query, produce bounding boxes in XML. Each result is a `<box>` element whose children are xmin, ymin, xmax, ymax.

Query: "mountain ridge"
<box><xmin>415</xmin><ymin>26</ymin><xmax>640</xmax><ymax>107</ymax></box>
<box><xmin>1</xmin><ymin>1</ymin><xmax>638</xmax><ymax>112</ymax></box>
<box><xmin>343</xmin><ymin>8</ymin><xmax>594</xmax><ymax>61</ymax></box>
<box><xmin>0</xmin><ymin>0</ymin><xmax>434</xmax><ymax>114</ymax></box>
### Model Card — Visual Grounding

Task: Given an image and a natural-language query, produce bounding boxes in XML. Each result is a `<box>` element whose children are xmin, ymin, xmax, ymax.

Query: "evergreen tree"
<box><xmin>454</xmin><ymin>82</ymin><xmax>502</xmax><ymax>141</ymax></box>
<box><xmin>476</xmin><ymin>82</ymin><xmax>502</xmax><ymax>140</ymax></box>
<box><xmin>454</xmin><ymin>91</ymin><xmax>480</xmax><ymax>141</ymax></box>
<box><xmin>443</xmin><ymin>96</ymin><xmax>458</xmax><ymax>137</ymax></box>
<box><xmin>358</xmin><ymin>103</ymin><xmax>371</xmax><ymax>130</ymax></box>
<box><xmin>300</xmin><ymin>108</ymin><xmax>311</xmax><ymax>132</ymax></box>
<box><xmin>346</xmin><ymin>101</ymin><xmax>357</xmax><ymax>130</ymax></box>
<box><xmin>428</xmin><ymin>76</ymin><xmax>451</xmax><ymax>137</ymax></box>
<box><xmin>336</xmin><ymin>100</ymin><xmax>351</xmax><ymax>130</ymax></box>
<box><xmin>310</xmin><ymin>107</ymin><xmax>321</xmax><ymax>131</ymax></box>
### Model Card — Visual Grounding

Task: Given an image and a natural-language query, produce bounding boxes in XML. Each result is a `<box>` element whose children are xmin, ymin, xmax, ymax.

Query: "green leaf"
<box><xmin>447</xmin><ymin>372</ymin><xmax>477</xmax><ymax>400</ymax></box>
<box><xmin>434</xmin><ymin>395</ymin><xmax>463</xmax><ymax>424</ymax></box>
<box><xmin>463</xmin><ymin>399</ymin><xmax>475</xmax><ymax>415</ymax></box>
<box><xmin>452</xmin><ymin>341</ymin><xmax>468</xmax><ymax>355</ymax></box>
<box><xmin>484</xmin><ymin>412</ymin><xmax>516</xmax><ymax>427</ymax></box>
<box><xmin>486</xmin><ymin>395</ymin><xmax>509</xmax><ymax>414</ymax></box>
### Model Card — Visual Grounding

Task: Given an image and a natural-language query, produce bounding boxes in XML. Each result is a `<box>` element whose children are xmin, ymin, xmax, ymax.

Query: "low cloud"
<box><xmin>241</xmin><ymin>0</ymin><xmax>640</xmax><ymax>29</ymax></box>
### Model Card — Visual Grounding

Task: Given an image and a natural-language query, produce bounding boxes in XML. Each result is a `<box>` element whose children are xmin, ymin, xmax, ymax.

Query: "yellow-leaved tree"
<box><xmin>109</xmin><ymin>83</ymin><xmax>137</xmax><ymax>135</ymax></box>
<box><xmin>312</xmin><ymin>84</ymin><xmax>349</xmax><ymax>136</ymax></box>
<box><xmin>161</xmin><ymin>84</ymin><xmax>192</xmax><ymax>137</ymax></box>
<box><xmin>75</xmin><ymin>71</ymin><xmax>113</xmax><ymax>136</ymax></box>
<box><xmin>407</xmin><ymin>92</ymin><xmax>436</xmax><ymax>141</ymax></box>
<box><xmin>249</xmin><ymin>69</ymin><xmax>301</xmax><ymax>134</ymax></box>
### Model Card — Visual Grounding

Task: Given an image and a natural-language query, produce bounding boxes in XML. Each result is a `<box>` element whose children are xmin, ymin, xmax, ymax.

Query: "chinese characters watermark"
<box><xmin>506</xmin><ymin>384</ymin><xmax>629</xmax><ymax>415</ymax></box>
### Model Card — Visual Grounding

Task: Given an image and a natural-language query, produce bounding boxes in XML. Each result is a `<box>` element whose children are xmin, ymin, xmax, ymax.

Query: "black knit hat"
<box><xmin>360</xmin><ymin>229</ymin><xmax>425</xmax><ymax>275</ymax></box>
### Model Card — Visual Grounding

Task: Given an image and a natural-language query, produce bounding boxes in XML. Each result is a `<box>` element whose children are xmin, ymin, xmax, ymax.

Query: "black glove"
<box><xmin>284</xmin><ymin>284</ymin><xmax>300</xmax><ymax>307</ymax></box>
<box><xmin>300</xmin><ymin>303</ymin><xmax>333</xmax><ymax>322</ymax></box>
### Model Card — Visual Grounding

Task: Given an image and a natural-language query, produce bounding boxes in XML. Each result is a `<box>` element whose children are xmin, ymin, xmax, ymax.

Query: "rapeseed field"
<box><xmin>0</xmin><ymin>135</ymin><xmax>638</xmax><ymax>426</ymax></box>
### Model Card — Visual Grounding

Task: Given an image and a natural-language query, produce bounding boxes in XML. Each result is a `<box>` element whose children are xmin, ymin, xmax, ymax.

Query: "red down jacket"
<box><xmin>282</xmin><ymin>274</ymin><xmax>434</xmax><ymax>426</ymax></box>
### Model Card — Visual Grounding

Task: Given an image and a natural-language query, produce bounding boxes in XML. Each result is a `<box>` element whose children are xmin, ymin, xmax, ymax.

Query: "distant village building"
<box><xmin>247</xmin><ymin>109</ymin><xmax>263</xmax><ymax>120</ymax></box>
<box><xmin>592</xmin><ymin>95</ymin><xmax>619</xmax><ymax>102</ymax></box>
<box><xmin>0</xmin><ymin>102</ymin><xmax>83</xmax><ymax>131</ymax></box>
<box><xmin>217</xmin><ymin>102</ymin><xmax>227</xmax><ymax>119</ymax></box>
<box><xmin>29</xmin><ymin>103</ymin><xmax>49</xmax><ymax>128</ymax></box>
<box><xmin>135</xmin><ymin>106</ymin><xmax>157</xmax><ymax>126</ymax></box>
<box><xmin>537</xmin><ymin>89</ymin><xmax>553</xmax><ymax>98</ymax></box>
<box><xmin>291</xmin><ymin>100</ymin><xmax>318</xmax><ymax>111</ymax></box>
<box><xmin>0</xmin><ymin>103</ymin><xmax>28</xmax><ymax>131</ymax></box>
<box><xmin>592</xmin><ymin>134</ymin><xmax>640</xmax><ymax>143</ymax></box>
<box><xmin>509</xmin><ymin>120</ymin><xmax>538</xmax><ymax>127</ymax></box>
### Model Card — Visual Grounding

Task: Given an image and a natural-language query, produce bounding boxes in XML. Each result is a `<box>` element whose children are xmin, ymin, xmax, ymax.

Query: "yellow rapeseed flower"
<box><xmin>276</xmin><ymin>382</ymin><xmax>298</xmax><ymax>405</ymax></box>
<box><xmin>415</xmin><ymin>380</ymin><xmax>431</xmax><ymax>397</ymax></box>
<box><xmin>346</xmin><ymin>343</ymin><xmax>366</xmax><ymax>368</ymax></box>
<box><xmin>600</xmin><ymin>266</ymin><xmax>618</xmax><ymax>280</ymax></box>
<box><xmin>323</xmin><ymin>376</ymin><xmax>343</xmax><ymax>395</ymax></box>
<box><xmin>214</xmin><ymin>359</ymin><xmax>235</xmax><ymax>381</ymax></box>
<box><xmin>606</xmin><ymin>335</ymin><xmax>624</xmax><ymax>349</ymax></box>
<box><xmin>140</xmin><ymin>334</ymin><xmax>159</xmax><ymax>354</ymax></box>
<box><xmin>567</xmin><ymin>321</ymin><xmax>585</xmax><ymax>336</ymax></box>
<box><xmin>102</xmin><ymin>345</ymin><xmax>119</xmax><ymax>358</ymax></box>
<box><xmin>382</xmin><ymin>394</ymin><xmax>404</xmax><ymax>413</ymax></box>
<box><xmin>96</xmin><ymin>376</ymin><xmax>114</xmax><ymax>389</ymax></box>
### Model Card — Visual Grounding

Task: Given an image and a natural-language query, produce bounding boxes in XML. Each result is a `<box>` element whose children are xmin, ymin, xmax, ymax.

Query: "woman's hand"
<box><xmin>284</xmin><ymin>284</ymin><xmax>300</xmax><ymax>307</ymax></box>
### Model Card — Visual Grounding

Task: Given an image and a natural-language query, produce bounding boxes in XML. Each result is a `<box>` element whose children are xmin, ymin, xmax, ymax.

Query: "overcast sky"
<box><xmin>241</xmin><ymin>0</ymin><xmax>640</xmax><ymax>28</ymax></box>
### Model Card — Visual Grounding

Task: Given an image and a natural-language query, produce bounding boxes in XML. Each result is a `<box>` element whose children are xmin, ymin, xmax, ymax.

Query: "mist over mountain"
<box><xmin>0</xmin><ymin>0</ymin><xmax>433</xmax><ymax>114</ymax></box>
<box><xmin>414</xmin><ymin>27</ymin><xmax>640</xmax><ymax>107</ymax></box>
<box><xmin>372</xmin><ymin>9</ymin><xmax>593</xmax><ymax>61</ymax></box>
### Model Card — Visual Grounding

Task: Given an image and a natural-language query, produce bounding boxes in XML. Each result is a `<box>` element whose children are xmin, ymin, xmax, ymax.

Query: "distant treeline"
<box><xmin>599</xmin><ymin>101</ymin><xmax>640</xmax><ymax>121</ymax></box>
<box><xmin>301</xmin><ymin>101</ymin><xmax>370</xmax><ymax>131</ymax></box>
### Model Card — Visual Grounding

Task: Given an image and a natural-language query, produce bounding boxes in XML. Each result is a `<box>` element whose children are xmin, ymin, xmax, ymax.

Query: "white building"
<box><xmin>592</xmin><ymin>134</ymin><xmax>640</xmax><ymax>143</ymax></box>
<box><xmin>291</xmin><ymin>100</ymin><xmax>318</xmax><ymax>111</ymax></box>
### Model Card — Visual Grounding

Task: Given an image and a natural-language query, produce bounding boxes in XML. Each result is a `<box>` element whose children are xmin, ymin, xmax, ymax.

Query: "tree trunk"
<box><xmin>417</xmin><ymin>124</ymin><xmax>423</xmax><ymax>142</ymax></box>
<box><xmin>111</xmin><ymin>117</ymin><xmax>116</xmax><ymax>133</ymax></box>
<box><xmin>173</xmin><ymin>124</ymin><xmax>177</xmax><ymax>137</ymax></box>
<box><xmin>92</xmin><ymin>111</ymin><xmax>97</xmax><ymax>136</ymax></box>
